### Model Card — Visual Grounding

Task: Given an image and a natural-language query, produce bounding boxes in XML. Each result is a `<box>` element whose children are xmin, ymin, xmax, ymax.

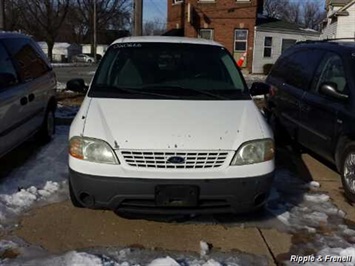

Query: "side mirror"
<box><xmin>319</xmin><ymin>82</ymin><xmax>348</xmax><ymax>101</ymax></box>
<box><xmin>250</xmin><ymin>82</ymin><xmax>270</xmax><ymax>96</ymax></box>
<box><xmin>66</xmin><ymin>79</ymin><xmax>88</xmax><ymax>93</ymax></box>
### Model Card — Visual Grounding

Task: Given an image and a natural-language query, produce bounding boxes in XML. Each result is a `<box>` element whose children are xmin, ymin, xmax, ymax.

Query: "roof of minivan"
<box><xmin>111</xmin><ymin>36</ymin><xmax>223</xmax><ymax>47</ymax></box>
<box><xmin>0</xmin><ymin>32</ymin><xmax>29</xmax><ymax>39</ymax></box>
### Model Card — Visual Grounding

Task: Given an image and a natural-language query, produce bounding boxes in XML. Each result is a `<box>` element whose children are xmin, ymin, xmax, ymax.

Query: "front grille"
<box><xmin>120</xmin><ymin>150</ymin><xmax>230</xmax><ymax>169</ymax></box>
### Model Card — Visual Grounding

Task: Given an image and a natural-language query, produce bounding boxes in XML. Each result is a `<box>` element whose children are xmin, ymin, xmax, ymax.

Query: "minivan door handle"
<box><xmin>20</xmin><ymin>97</ymin><xmax>28</xmax><ymax>105</ymax></box>
<box><xmin>28</xmin><ymin>93</ymin><xmax>35</xmax><ymax>102</ymax></box>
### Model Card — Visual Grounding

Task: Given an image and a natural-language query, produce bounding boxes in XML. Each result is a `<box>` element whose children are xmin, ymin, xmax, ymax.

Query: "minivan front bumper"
<box><xmin>69</xmin><ymin>168</ymin><xmax>274</xmax><ymax>214</ymax></box>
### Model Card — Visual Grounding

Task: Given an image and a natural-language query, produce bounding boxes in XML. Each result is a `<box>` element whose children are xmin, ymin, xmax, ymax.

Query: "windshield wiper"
<box><xmin>92</xmin><ymin>85</ymin><xmax>181</xmax><ymax>99</ymax></box>
<box><xmin>140</xmin><ymin>84</ymin><xmax>229</xmax><ymax>100</ymax></box>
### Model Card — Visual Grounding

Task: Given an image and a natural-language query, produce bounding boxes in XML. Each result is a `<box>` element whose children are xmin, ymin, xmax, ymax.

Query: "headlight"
<box><xmin>230</xmin><ymin>139</ymin><xmax>274</xmax><ymax>165</ymax></box>
<box><xmin>69</xmin><ymin>136</ymin><xmax>119</xmax><ymax>164</ymax></box>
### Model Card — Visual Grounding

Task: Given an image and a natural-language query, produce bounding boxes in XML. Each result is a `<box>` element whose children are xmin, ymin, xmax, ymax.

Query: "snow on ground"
<box><xmin>0</xmin><ymin>126</ymin><xmax>69</xmax><ymax>227</ymax></box>
<box><xmin>56</xmin><ymin>104</ymin><xmax>80</xmax><ymax>119</ymax></box>
<box><xmin>0</xmin><ymin>239</ymin><xmax>269</xmax><ymax>266</ymax></box>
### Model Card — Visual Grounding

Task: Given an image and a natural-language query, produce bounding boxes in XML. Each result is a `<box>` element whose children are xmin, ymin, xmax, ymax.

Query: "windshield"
<box><xmin>90</xmin><ymin>42</ymin><xmax>249</xmax><ymax>100</ymax></box>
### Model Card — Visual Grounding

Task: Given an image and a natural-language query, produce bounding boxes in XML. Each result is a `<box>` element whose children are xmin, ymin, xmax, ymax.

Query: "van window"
<box><xmin>270</xmin><ymin>48</ymin><xmax>324</xmax><ymax>90</ymax></box>
<box><xmin>0</xmin><ymin>42</ymin><xmax>18</xmax><ymax>89</ymax></box>
<box><xmin>91</xmin><ymin>43</ymin><xmax>249</xmax><ymax>100</ymax></box>
<box><xmin>311</xmin><ymin>52</ymin><xmax>347</xmax><ymax>94</ymax></box>
<box><xmin>2</xmin><ymin>38</ymin><xmax>50</xmax><ymax>82</ymax></box>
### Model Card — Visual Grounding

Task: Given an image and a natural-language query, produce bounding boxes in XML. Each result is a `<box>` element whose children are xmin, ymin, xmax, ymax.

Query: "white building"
<box><xmin>322</xmin><ymin>0</ymin><xmax>355</xmax><ymax>39</ymax></box>
<box><xmin>37</xmin><ymin>42</ymin><xmax>82</xmax><ymax>62</ymax></box>
<box><xmin>252</xmin><ymin>16</ymin><xmax>320</xmax><ymax>74</ymax></box>
<box><xmin>81</xmin><ymin>44</ymin><xmax>108</xmax><ymax>57</ymax></box>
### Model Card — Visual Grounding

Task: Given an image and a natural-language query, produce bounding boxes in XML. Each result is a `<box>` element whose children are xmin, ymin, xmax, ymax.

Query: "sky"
<box><xmin>143</xmin><ymin>0</ymin><xmax>167</xmax><ymax>24</ymax></box>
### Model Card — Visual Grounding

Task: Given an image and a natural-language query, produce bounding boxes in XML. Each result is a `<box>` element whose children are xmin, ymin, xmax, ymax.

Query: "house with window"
<box><xmin>167</xmin><ymin>0</ymin><xmax>264</xmax><ymax>72</ymax></box>
<box><xmin>252</xmin><ymin>16</ymin><xmax>320</xmax><ymax>73</ymax></box>
<box><xmin>167</xmin><ymin>0</ymin><xmax>320</xmax><ymax>73</ymax></box>
<box><xmin>321</xmin><ymin>0</ymin><xmax>355</xmax><ymax>39</ymax></box>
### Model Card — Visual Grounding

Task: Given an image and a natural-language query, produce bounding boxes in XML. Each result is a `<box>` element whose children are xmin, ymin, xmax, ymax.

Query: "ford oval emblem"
<box><xmin>167</xmin><ymin>156</ymin><xmax>185</xmax><ymax>164</ymax></box>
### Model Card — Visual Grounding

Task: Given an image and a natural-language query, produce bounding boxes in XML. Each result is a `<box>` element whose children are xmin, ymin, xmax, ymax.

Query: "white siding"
<box><xmin>337</xmin><ymin>4</ymin><xmax>355</xmax><ymax>38</ymax></box>
<box><xmin>321</xmin><ymin>4</ymin><xmax>355</xmax><ymax>39</ymax></box>
<box><xmin>81</xmin><ymin>44</ymin><xmax>108</xmax><ymax>56</ymax></box>
<box><xmin>252</xmin><ymin>30</ymin><xmax>319</xmax><ymax>74</ymax></box>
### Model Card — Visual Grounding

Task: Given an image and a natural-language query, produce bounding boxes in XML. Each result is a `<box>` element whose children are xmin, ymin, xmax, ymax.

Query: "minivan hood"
<box><xmin>83</xmin><ymin>98</ymin><xmax>270</xmax><ymax>150</ymax></box>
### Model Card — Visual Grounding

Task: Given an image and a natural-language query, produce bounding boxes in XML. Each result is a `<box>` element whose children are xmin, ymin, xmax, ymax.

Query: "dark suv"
<box><xmin>264</xmin><ymin>40</ymin><xmax>355</xmax><ymax>201</ymax></box>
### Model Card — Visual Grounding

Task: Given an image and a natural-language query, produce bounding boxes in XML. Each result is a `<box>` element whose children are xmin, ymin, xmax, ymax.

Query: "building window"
<box><xmin>263</xmin><ymin>37</ymin><xmax>272</xmax><ymax>57</ymax></box>
<box><xmin>198</xmin><ymin>29</ymin><xmax>214</xmax><ymax>40</ymax></box>
<box><xmin>173</xmin><ymin>0</ymin><xmax>183</xmax><ymax>4</ymax></box>
<box><xmin>234</xmin><ymin>29</ymin><xmax>248</xmax><ymax>51</ymax></box>
<box><xmin>281</xmin><ymin>39</ymin><xmax>296</xmax><ymax>53</ymax></box>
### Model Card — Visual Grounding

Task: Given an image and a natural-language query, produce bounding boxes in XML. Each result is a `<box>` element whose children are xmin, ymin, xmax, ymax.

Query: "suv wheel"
<box><xmin>38</xmin><ymin>108</ymin><xmax>55</xmax><ymax>143</ymax></box>
<box><xmin>341</xmin><ymin>143</ymin><xmax>355</xmax><ymax>202</ymax></box>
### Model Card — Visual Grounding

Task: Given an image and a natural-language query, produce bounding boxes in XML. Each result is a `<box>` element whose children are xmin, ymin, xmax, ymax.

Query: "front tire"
<box><xmin>38</xmin><ymin>108</ymin><xmax>55</xmax><ymax>143</ymax></box>
<box><xmin>341</xmin><ymin>143</ymin><xmax>355</xmax><ymax>202</ymax></box>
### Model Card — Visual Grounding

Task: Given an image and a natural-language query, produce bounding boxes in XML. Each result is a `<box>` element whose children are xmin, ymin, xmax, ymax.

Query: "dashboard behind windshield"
<box><xmin>90</xmin><ymin>42</ymin><xmax>249</xmax><ymax>100</ymax></box>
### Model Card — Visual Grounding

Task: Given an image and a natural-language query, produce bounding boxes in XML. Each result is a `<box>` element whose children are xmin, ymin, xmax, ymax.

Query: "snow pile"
<box><xmin>56</xmin><ymin>82</ymin><xmax>66</xmax><ymax>91</ymax></box>
<box><xmin>0</xmin><ymin>127</ymin><xmax>69</xmax><ymax>227</ymax></box>
<box><xmin>269</xmin><ymin>166</ymin><xmax>355</xmax><ymax>264</ymax></box>
<box><xmin>0</xmin><ymin>240</ymin><xmax>268</xmax><ymax>266</ymax></box>
<box><xmin>147</xmin><ymin>256</ymin><xmax>180</xmax><ymax>266</ymax></box>
<box><xmin>56</xmin><ymin>104</ymin><xmax>79</xmax><ymax>119</ymax></box>
<box><xmin>0</xmin><ymin>181</ymin><xmax>61</xmax><ymax>220</ymax></box>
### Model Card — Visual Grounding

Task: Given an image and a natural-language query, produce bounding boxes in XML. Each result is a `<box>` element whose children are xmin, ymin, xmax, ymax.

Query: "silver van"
<box><xmin>0</xmin><ymin>32</ymin><xmax>57</xmax><ymax>157</ymax></box>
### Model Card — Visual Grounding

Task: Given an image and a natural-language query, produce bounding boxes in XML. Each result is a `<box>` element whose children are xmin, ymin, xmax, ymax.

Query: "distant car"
<box><xmin>72</xmin><ymin>54</ymin><xmax>95</xmax><ymax>63</ymax></box>
<box><xmin>84</xmin><ymin>53</ymin><xmax>102</xmax><ymax>62</ymax></box>
<box><xmin>0</xmin><ymin>32</ymin><xmax>57</xmax><ymax>157</ymax></box>
<box><xmin>66</xmin><ymin>36</ymin><xmax>275</xmax><ymax>215</ymax></box>
<box><xmin>264</xmin><ymin>39</ymin><xmax>355</xmax><ymax>202</ymax></box>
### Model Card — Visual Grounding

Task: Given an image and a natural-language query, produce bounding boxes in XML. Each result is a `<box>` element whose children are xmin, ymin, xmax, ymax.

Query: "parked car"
<box><xmin>0</xmin><ymin>32</ymin><xmax>57</xmax><ymax>158</ymax></box>
<box><xmin>84</xmin><ymin>53</ymin><xmax>102</xmax><ymax>62</ymax></box>
<box><xmin>67</xmin><ymin>36</ymin><xmax>274</xmax><ymax>215</ymax></box>
<box><xmin>264</xmin><ymin>39</ymin><xmax>355</xmax><ymax>201</ymax></box>
<box><xmin>72</xmin><ymin>53</ymin><xmax>95</xmax><ymax>63</ymax></box>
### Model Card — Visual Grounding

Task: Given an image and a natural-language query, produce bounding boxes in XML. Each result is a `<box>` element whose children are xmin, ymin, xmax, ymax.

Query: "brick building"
<box><xmin>167</xmin><ymin>0</ymin><xmax>264</xmax><ymax>72</ymax></box>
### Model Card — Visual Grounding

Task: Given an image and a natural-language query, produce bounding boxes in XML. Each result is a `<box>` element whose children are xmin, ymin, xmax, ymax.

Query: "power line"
<box><xmin>147</xmin><ymin>0</ymin><xmax>166</xmax><ymax>18</ymax></box>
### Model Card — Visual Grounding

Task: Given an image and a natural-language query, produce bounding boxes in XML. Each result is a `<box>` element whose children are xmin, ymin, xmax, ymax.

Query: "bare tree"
<box><xmin>264</xmin><ymin>0</ymin><xmax>326</xmax><ymax>30</ymax></box>
<box><xmin>283</xmin><ymin>1</ymin><xmax>302</xmax><ymax>24</ymax></box>
<box><xmin>303</xmin><ymin>1</ymin><xmax>326</xmax><ymax>30</ymax></box>
<box><xmin>74</xmin><ymin>0</ymin><xmax>131</xmax><ymax>52</ymax></box>
<box><xmin>143</xmin><ymin>18</ymin><xmax>166</xmax><ymax>36</ymax></box>
<box><xmin>14</xmin><ymin>0</ymin><xmax>70</xmax><ymax>61</ymax></box>
<box><xmin>264</xmin><ymin>0</ymin><xmax>288</xmax><ymax>19</ymax></box>
<box><xmin>3</xmin><ymin>0</ymin><xmax>24</xmax><ymax>31</ymax></box>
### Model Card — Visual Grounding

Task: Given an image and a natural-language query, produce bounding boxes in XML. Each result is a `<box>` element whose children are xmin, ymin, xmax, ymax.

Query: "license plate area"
<box><xmin>155</xmin><ymin>185</ymin><xmax>199</xmax><ymax>207</ymax></box>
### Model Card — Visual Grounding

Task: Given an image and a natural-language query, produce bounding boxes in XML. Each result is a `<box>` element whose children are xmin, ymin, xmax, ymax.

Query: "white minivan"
<box><xmin>67</xmin><ymin>36</ymin><xmax>274</xmax><ymax>215</ymax></box>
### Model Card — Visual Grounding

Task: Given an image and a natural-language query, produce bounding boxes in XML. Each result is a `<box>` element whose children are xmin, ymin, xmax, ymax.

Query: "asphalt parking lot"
<box><xmin>1</xmin><ymin>66</ymin><xmax>355</xmax><ymax>265</ymax></box>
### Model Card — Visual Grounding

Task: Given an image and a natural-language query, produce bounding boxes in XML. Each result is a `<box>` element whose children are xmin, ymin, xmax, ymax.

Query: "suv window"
<box><xmin>270</xmin><ymin>48</ymin><xmax>324</xmax><ymax>90</ymax></box>
<box><xmin>2</xmin><ymin>37</ymin><xmax>50</xmax><ymax>82</ymax></box>
<box><xmin>311</xmin><ymin>52</ymin><xmax>347</xmax><ymax>94</ymax></box>
<box><xmin>0</xmin><ymin>42</ymin><xmax>18</xmax><ymax>89</ymax></box>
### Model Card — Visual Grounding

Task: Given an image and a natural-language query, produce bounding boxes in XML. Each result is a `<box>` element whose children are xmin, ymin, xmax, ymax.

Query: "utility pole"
<box><xmin>93</xmin><ymin>0</ymin><xmax>97</xmax><ymax>63</ymax></box>
<box><xmin>0</xmin><ymin>0</ymin><xmax>4</xmax><ymax>31</ymax></box>
<box><xmin>133</xmin><ymin>0</ymin><xmax>142</xmax><ymax>36</ymax></box>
